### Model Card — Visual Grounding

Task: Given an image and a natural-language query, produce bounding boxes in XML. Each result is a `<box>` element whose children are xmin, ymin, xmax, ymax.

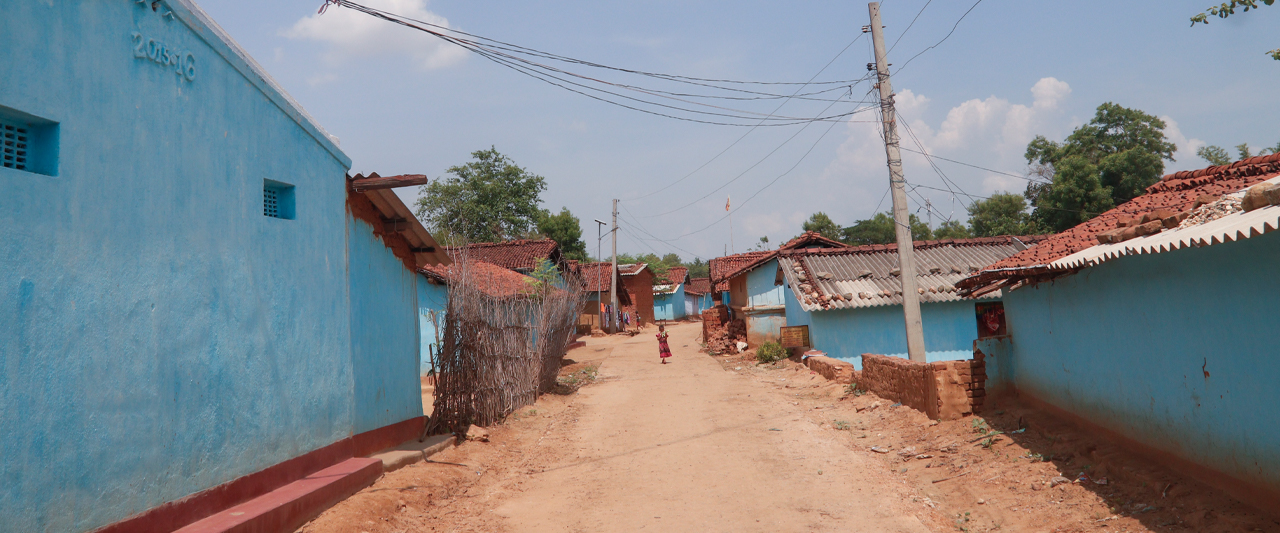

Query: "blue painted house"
<box><xmin>653</xmin><ymin>266</ymin><xmax>689</xmax><ymax>321</ymax></box>
<box><xmin>779</xmin><ymin>236</ymin><xmax>1034</xmax><ymax>368</ymax></box>
<box><xmin>686</xmin><ymin>277</ymin><xmax>715</xmax><ymax>316</ymax></box>
<box><xmin>0</xmin><ymin>3</ymin><xmax>449</xmax><ymax>532</ymax></box>
<box><xmin>959</xmin><ymin>156</ymin><xmax>1280</xmax><ymax>509</ymax></box>
<box><xmin>711</xmin><ymin>232</ymin><xmax>849</xmax><ymax>347</ymax></box>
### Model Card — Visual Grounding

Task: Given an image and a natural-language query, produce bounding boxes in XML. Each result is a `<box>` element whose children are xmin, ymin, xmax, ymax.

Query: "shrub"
<box><xmin>756</xmin><ymin>341</ymin><xmax>787</xmax><ymax>363</ymax></box>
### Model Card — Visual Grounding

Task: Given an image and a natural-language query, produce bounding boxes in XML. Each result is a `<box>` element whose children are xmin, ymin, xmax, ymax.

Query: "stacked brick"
<box><xmin>701</xmin><ymin>305</ymin><xmax>745</xmax><ymax>354</ymax></box>
<box><xmin>859</xmin><ymin>352</ymin><xmax>987</xmax><ymax>420</ymax></box>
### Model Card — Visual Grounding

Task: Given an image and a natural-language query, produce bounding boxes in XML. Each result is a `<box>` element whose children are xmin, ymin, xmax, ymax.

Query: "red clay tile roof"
<box><xmin>709</xmin><ymin>251</ymin><xmax>773</xmax><ymax>292</ymax></box>
<box><xmin>658</xmin><ymin>266</ymin><xmax>688</xmax><ymax>285</ymax></box>
<box><xmin>780</xmin><ymin>231</ymin><xmax>849</xmax><ymax>250</ymax></box>
<box><xmin>707</xmin><ymin>232</ymin><xmax>853</xmax><ymax>291</ymax></box>
<box><xmin>420</xmin><ymin>259</ymin><xmax>537</xmax><ymax>299</ymax></box>
<box><xmin>960</xmin><ymin>153</ymin><xmax>1280</xmax><ymax>292</ymax></box>
<box><xmin>577</xmin><ymin>262</ymin><xmax>635</xmax><ymax>305</ymax></box>
<box><xmin>445</xmin><ymin>239</ymin><xmax>561</xmax><ymax>273</ymax></box>
<box><xmin>618</xmin><ymin>263</ymin><xmax>647</xmax><ymax>275</ymax></box>
<box><xmin>685</xmin><ymin>277</ymin><xmax>712</xmax><ymax>296</ymax></box>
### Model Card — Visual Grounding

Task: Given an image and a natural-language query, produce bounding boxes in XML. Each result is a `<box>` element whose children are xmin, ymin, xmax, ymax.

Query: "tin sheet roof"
<box><xmin>779</xmin><ymin>237</ymin><xmax>1036</xmax><ymax>312</ymax></box>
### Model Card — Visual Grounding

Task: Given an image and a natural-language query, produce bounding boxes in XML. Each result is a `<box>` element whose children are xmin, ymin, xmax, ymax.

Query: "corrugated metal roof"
<box><xmin>780</xmin><ymin>238</ymin><xmax>1030</xmax><ymax>312</ymax></box>
<box><xmin>1049</xmin><ymin>177</ymin><xmax>1280</xmax><ymax>270</ymax></box>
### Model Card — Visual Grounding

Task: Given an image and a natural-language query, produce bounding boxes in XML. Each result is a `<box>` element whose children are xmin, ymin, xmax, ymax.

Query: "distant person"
<box><xmin>656</xmin><ymin>325</ymin><xmax>672</xmax><ymax>364</ymax></box>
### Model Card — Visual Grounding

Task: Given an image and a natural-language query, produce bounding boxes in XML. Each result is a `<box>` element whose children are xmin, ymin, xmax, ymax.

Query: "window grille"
<box><xmin>1</xmin><ymin>119</ymin><xmax>29</xmax><ymax>171</ymax></box>
<box><xmin>263</xmin><ymin>179</ymin><xmax>295</xmax><ymax>220</ymax></box>
<box><xmin>264</xmin><ymin>184</ymin><xmax>280</xmax><ymax>218</ymax></box>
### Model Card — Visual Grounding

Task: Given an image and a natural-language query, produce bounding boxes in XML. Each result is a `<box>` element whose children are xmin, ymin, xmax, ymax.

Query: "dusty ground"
<box><xmin>299</xmin><ymin>322</ymin><xmax>1280</xmax><ymax>532</ymax></box>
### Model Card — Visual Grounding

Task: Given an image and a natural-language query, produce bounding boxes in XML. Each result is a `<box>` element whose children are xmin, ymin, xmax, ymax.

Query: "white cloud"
<box><xmin>1160</xmin><ymin>116</ymin><xmax>1207</xmax><ymax>172</ymax></box>
<box><xmin>284</xmin><ymin>0</ymin><xmax>467</xmax><ymax>70</ymax></box>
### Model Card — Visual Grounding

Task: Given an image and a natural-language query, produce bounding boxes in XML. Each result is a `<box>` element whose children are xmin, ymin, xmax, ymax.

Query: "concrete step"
<box><xmin>173</xmin><ymin>457</ymin><xmax>382</xmax><ymax>533</ymax></box>
<box><xmin>368</xmin><ymin>434</ymin><xmax>456</xmax><ymax>472</ymax></box>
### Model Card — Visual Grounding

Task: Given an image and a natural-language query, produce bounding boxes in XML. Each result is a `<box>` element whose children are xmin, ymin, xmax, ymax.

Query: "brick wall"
<box><xmin>860</xmin><ymin>352</ymin><xmax>986</xmax><ymax>420</ymax></box>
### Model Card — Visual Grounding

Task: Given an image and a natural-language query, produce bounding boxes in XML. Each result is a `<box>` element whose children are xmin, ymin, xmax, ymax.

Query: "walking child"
<box><xmin>656</xmin><ymin>325</ymin><xmax>672</xmax><ymax>364</ymax></box>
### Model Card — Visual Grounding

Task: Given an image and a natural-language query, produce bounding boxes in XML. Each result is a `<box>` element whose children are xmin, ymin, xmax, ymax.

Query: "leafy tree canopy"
<box><xmin>1024</xmin><ymin>103</ymin><xmax>1174</xmax><ymax>232</ymax></box>
<box><xmin>537</xmin><ymin>207</ymin><xmax>588</xmax><ymax>262</ymax></box>
<box><xmin>932</xmin><ymin>220</ymin><xmax>973</xmax><ymax>240</ymax></box>
<box><xmin>840</xmin><ymin>212</ymin><xmax>932</xmax><ymax>246</ymax></box>
<box><xmin>415</xmin><ymin>147</ymin><xmax>548</xmax><ymax>243</ymax></box>
<box><xmin>1197</xmin><ymin>141</ymin><xmax>1280</xmax><ymax>166</ymax></box>
<box><xmin>967</xmin><ymin>192</ymin><xmax>1040</xmax><ymax>237</ymax></box>
<box><xmin>1190</xmin><ymin>0</ymin><xmax>1278</xmax><ymax>60</ymax></box>
<box><xmin>801</xmin><ymin>212</ymin><xmax>842</xmax><ymax>241</ymax></box>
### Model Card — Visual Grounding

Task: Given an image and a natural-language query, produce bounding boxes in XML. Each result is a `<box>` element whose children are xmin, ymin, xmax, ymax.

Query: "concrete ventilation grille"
<box><xmin>1</xmin><ymin>120</ymin><xmax>29</xmax><ymax>171</ymax></box>
<box><xmin>264</xmin><ymin>185</ymin><xmax>280</xmax><ymax>218</ymax></box>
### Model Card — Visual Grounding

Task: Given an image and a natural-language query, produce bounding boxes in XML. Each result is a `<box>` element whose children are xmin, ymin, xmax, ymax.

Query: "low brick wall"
<box><xmin>860</xmin><ymin>352</ymin><xmax>987</xmax><ymax>420</ymax></box>
<box><xmin>804</xmin><ymin>356</ymin><xmax>858</xmax><ymax>384</ymax></box>
<box><xmin>701</xmin><ymin>305</ymin><xmax>729</xmax><ymax>341</ymax></box>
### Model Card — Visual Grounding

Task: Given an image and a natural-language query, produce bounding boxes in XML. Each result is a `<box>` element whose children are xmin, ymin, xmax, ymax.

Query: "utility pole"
<box><xmin>869</xmin><ymin>2</ymin><xmax>927</xmax><ymax>362</ymax></box>
<box><xmin>595</xmin><ymin>219</ymin><xmax>608</xmax><ymax>331</ymax></box>
<box><xmin>610</xmin><ymin>199</ymin><xmax>620</xmax><ymax>334</ymax></box>
<box><xmin>925</xmin><ymin>198</ymin><xmax>933</xmax><ymax>232</ymax></box>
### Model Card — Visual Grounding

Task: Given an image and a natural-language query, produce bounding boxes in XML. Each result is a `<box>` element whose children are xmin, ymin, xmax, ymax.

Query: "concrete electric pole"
<box><xmin>595</xmin><ymin>218</ymin><xmax>608</xmax><ymax>330</ymax></box>
<box><xmin>869</xmin><ymin>2</ymin><xmax>927</xmax><ymax>362</ymax></box>
<box><xmin>610</xmin><ymin>199</ymin><xmax>620</xmax><ymax>334</ymax></box>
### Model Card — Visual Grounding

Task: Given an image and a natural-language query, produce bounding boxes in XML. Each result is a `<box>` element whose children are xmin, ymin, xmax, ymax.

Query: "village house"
<box><xmin>576</xmin><ymin>262</ymin><xmax>654</xmax><ymax>328</ymax></box>
<box><xmin>652</xmin><ymin>266</ymin><xmax>689</xmax><ymax>322</ymax></box>
<box><xmin>577</xmin><ymin>261</ymin><xmax>633</xmax><ymax>330</ymax></box>
<box><xmin>957</xmin><ymin>153</ymin><xmax>1280</xmax><ymax>510</ymax></box>
<box><xmin>445</xmin><ymin>238</ymin><xmax>569</xmax><ymax>278</ymax></box>
<box><xmin>0</xmin><ymin>3</ymin><xmax>454</xmax><ymax>532</ymax></box>
<box><xmin>709</xmin><ymin>232</ymin><xmax>849</xmax><ymax>347</ymax></box>
<box><xmin>685</xmin><ymin>276</ymin><xmax>715</xmax><ymax>316</ymax></box>
<box><xmin>779</xmin><ymin>236</ymin><xmax>1039</xmax><ymax>366</ymax></box>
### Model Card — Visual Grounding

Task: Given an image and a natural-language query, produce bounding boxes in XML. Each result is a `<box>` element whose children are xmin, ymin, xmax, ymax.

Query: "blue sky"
<box><xmin>198</xmin><ymin>0</ymin><xmax>1279</xmax><ymax>261</ymax></box>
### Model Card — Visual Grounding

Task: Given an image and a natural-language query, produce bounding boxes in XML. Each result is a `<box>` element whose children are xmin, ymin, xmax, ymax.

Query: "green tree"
<box><xmin>840</xmin><ymin>212</ymin><xmax>932</xmax><ymax>246</ymax></box>
<box><xmin>1033</xmin><ymin>156</ymin><xmax>1115</xmax><ymax>232</ymax></box>
<box><xmin>750</xmin><ymin>236</ymin><xmax>771</xmax><ymax>251</ymax></box>
<box><xmin>536</xmin><ymin>207</ymin><xmax>588</xmax><ymax>262</ymax></box>
<box><xmin>802</xmin><ymin>212</ymin><xmax>842</xmax><ymax>241</ymax></box>
<box><xmin>1024</xmin><ymin>103</ymin><xmax>1175</xmax><ymax>232</ymax></box>
<box><xmin>414</xmin><ymin>147</ymin><xmax>548</xmax><ymax>243</ymax></box>
<box><xmin>1190</xmin><ymin>0</ymin><xmax>1278</xmax><ymax>60</ymax></box>
<box><xmin>686</xmin><ymin>257</ymin><xmax>709</xmax><ymax>279</ymax></box>
<box><xmin>1197</xmin><ymin>145</ymin><xmax>1233</xmax><ymax>166</ymax></box>
<box><xmin>932</xmin><ymin>220</ymin><xmax>972</xmax><ymax>240</ymax></box>
<box><xmin>967</xmin><ymin>192</ymin><xmax>1038</xmax><ymax>237</ymax></box>
<box><xmin>524</xmin><ymin>258</ymin><xmax>562</xmax><ymax>295</ymax></box>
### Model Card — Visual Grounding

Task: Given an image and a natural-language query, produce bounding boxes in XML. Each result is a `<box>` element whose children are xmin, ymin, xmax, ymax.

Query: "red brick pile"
<box><xmin>860</xmin><ymin>353</ymin><xmax>986</xmax><ymax>420</ymax></box>
<box><xmin>700</xmin><ymin>305</ymin><xmax>745</xmax><ymax>354</ymax></box>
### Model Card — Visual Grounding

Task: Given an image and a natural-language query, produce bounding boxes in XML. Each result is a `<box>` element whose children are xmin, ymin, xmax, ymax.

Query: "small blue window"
<box><xmin>263</xmin><ymin>179</ymin><xmax>296</xmax><ymax>220</ymax></box>
<box><xmin>0</xmin><ymin>105</ymin><xmax>58</xmax><ymax>176</ymax></box>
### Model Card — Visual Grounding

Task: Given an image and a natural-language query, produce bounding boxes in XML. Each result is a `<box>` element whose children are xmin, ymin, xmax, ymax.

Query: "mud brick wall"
<box><xmin>701</xmin><ymin>305</ymin><xmax>729</xmax><ymax>340</ymax></box>
<box><xmin>861</xmin><ymin>354</ymin><xmax>940</xmax><ymax>419</ymax></box>
<box><xmin>930</xmin><ymin>351</ymin><xmax>986</xmax><ymax>419</ymax></box>
<box><xmin>860</xmin><ymin>353</ymin><xmax>987</xmax><ymax>420</ymax></box>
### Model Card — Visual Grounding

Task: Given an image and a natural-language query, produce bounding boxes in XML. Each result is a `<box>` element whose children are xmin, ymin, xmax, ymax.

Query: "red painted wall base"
<box><xmin>92</xmin><ymin>416</ymin><xmax>425</xmax><ymax>533</ymax></box>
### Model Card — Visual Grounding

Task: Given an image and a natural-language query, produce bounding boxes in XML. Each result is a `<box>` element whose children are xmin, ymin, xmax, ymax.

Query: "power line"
<box><xmin>892</xmin><ymin>0</ymin><xmax>983</xmax><ymax>75</ymax></box>
<box><xmin>626</xmin><ymin>37</ymin><xmax>875</xmax><ymax>201</ymax></box>
<box><xmin>898</xmin><ymin>147</ymin><xmax>1034</xmax><ymax>181</ymax></box>
<box><xmin>887</xmin><ymin>0</ymin><xmax>933</xmax><ymax>54</ymax></box>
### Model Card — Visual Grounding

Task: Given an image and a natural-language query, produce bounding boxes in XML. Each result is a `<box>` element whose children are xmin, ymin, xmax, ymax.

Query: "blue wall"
<box><xmin>348</xmin><ymin>217</ymin><xmax>423</xmax><ymax>433</ymax></box>
<box><xmin>1001</xmin><ymin>231</ymin><xmax>1280</xmax><ymax>495</ymax></box>
<box><xmin>418</xmin><ymin>274</ymin><xmax>448</xmax><ymax>376</ymax></box>
<box><xmin>653</xmin><ymin>284</ymin><xmax>686</xmax><ymax>321</ymax></box>
<box><xmin>746</xmin><ymin>259</ymin><xmax>785</xmax><ymax>307</ymax></box>
<box><xmin>0</xmin><ymin>3</ymin><xmax>419</xmax><ymax>531</ymax></box>
<box><xmin>784</xmin><ymin>288</ymin><xmax>976</xmax><ymax>369</ymax></box>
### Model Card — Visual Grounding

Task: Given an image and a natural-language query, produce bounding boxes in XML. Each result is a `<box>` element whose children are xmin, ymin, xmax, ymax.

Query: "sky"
<box><xmin>196</xmin><ymin>0</ymin><xmax>1280</xmax><ymax>262</ymax></box>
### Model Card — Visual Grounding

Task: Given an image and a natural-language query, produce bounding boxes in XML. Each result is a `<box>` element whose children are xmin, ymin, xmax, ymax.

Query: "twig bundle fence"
<box><xmin>427</xmin><ymin>257</ymin><xmax>584</xmax><ymax>435</ymax></box>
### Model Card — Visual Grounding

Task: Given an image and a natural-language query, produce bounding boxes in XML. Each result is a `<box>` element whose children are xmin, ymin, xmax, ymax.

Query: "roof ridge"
<box><xmin>1151</xmin><ymin>153</ymin><xmax>1280</xmax><ymax>193</ymax></box>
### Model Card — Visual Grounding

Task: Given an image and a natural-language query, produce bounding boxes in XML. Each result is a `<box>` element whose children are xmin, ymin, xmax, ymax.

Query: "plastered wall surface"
<box><xmin>1002</xmin><ymin>231</ymin><xmax>1280</xmax><ymax>495</ymax></box>
<box><xmin>0</xmin><ymin>2</ymin><xmax>374</xmax><ymax>531</ymax></box>
<box><xmin>417</xmin><ymin>275</ymin><xmax>448</xmax><ymax>376</ymax></box>
<box><xmin>348</xmin><ymin>216</ymin><xmax>423</xmax><ymax>433</ymax></box>
<box><xmin>745</xmin><ymin>258</ymin><xmax>785</xmax><ymax>308</ymax></box>
<box><xmin>785</xmin><ymin>286</ymin><xmax>979</xmax><ymax>369</ymax></box>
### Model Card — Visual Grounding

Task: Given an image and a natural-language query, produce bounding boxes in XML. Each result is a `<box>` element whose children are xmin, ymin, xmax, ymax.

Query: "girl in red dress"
<box><xmin>657</xmin><ymin>325</ymin><xmax>673</xmax><ymax>364</ymax></box>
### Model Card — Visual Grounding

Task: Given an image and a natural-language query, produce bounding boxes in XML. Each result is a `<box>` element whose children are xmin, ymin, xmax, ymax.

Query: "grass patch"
<box><xmin>755</xmin><ymin>341</ymin><xmax>787</xmax><ymax>363</ymax></box>
<box><xmin>554</xmin><ymin>364</ymin><xmax>599</xmax><ymax>394</ymax></box>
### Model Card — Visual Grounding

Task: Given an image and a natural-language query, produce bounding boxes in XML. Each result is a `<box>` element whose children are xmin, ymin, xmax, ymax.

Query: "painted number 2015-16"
<box><xmin>132</xmin><ymin>31</ymin><xmax>195</xmax><ymax>81</ymax></box>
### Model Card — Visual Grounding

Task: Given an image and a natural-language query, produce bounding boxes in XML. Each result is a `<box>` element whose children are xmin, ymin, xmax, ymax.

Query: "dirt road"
<box><xmin>300</xmin><ymin>321</ymin><xmax>939</xmax><ymax>532</ymax></box>
<box><xmin>488</xmin><ymin>322</ymin><xmax>931</xmax><ymax>532</ymax></box>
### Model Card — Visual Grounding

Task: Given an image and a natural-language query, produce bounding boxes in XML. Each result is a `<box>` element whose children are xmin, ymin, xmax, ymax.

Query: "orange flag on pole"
<box><xmin>725</xmin><ymin>195</ymin><xmax>731</xmax><ymax>211</ymax></box>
